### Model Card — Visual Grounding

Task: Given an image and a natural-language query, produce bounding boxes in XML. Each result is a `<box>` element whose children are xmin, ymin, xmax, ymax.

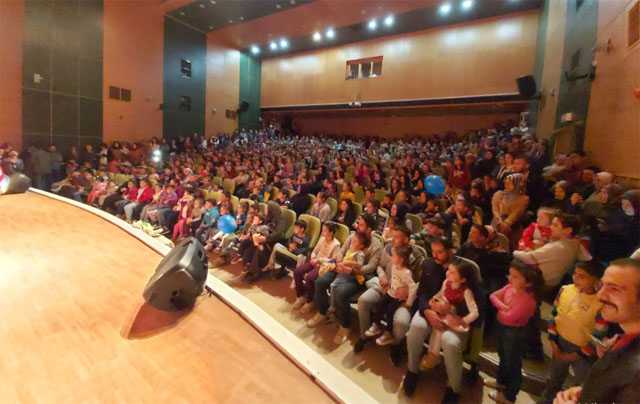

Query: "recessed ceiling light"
<box><xmin>209</xmin><ymin>0</ymin><xmax>216</xmax><ymax>4</ymax></box>
<box><xmin>276</xmin><ymin>4</ymin><xmax>281</xmax><ymax>8</ymax></box>
<box><xmin>239</xmin><ymin>16</ymin><xmax>244</xmax><ymax>21</ymax></box>
<box><xmin>208</xmin><ymin>25</ymin><xmax>213</xmax><ymax>29</ymax></box>
<box><xmin>313</xmin><ymin>31</ymin><xmax>322</xmax><ymax>42</ymax></box>
<box><xmin>228</xmin><ymin>19</ymin><xmax>233</xmax><ymax>23</ymax></box>
<box><xmin>279</xmin><ymin>38</ymin><xmax>288</xmax><ymax>48</ymax></box>
<box><xmin>250</xmin><ymin>45</ymin><xmax>260</xmax><ymax>55</ymax></box>
<box><xmin>326</xmin><ymin>27</ymin><xmax>335</xmax><ymax>39</ymax></box>
<box><xmin>461</xmin><ymin>0</ymin><xmax>474</xmax><ymax>11</ymax></box>
<box><xmin>199</xmin><ymin>3</ymin><xmax>205</xmax><ymax>8</ymax></box>
<box><xmin>290</xmin><ymin>0</ymin><xmax>296</xmax><ymax>4</ymax></box>
<box><xmin>439</xmin><ymin>3</ymin><xmax>452</xmax><ymax>15</ymax></box>
<box><xmin>384</xmin><ymin>15</ymin><xmax>394</xmax><ymax>27</ymax></box>
<box><xmin>270</xmin><ymin>41</ymin><xmax>278</xmax><ymax>50</ymax></box>
<box><xmin>368</xmin><ymin>19</ymin><xmax>377</xmax><ymax>30</ymax></box>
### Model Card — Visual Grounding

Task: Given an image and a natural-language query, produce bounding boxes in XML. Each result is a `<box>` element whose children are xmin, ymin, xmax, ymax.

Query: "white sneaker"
<box><xmin>306</xmin><ymin>313</ymin><xmax>327</xmax><ymax>327</ymax></box>
<box><xmin>376</xmin><ymin>331</ymin><xmax>395</xmax><ymax>346</ymax></box>
<box><xmin>364</xmin><ymin>323</ymin><xmax>383</xmax><ymax>338</ymax></box>
<box><xmin>333</xmin><ymin>326</ymin><xmax>350</xmax><ymax>345</ymax></box>
<box><xmin>292</xmin><ymin>297</ymin><xmax>306</xmax><ymax>310</ymax></box>
<box><xmin>488</xmin><ymin>390</ymin><xmax>514</xmax><ymax>404</ymax></box>
<box><xmin>300</xmin><ymin>302</ymin><xmax>315</xmax><ymax>314</ymax></box>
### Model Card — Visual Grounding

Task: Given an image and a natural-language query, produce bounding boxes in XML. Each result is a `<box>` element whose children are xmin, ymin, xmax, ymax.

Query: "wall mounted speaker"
<box><xmin>516</xmin><ymin>75</ymin><xmax>537</xmax><ymax>98</ymax></box>
<box><xmin>238</xmin><ymin>100</ymin><xmax>250</xmax><ymax>113</ymax></box>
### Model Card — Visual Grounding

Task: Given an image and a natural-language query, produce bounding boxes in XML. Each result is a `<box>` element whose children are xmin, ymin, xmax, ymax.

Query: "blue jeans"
<box><xmin>314</xmin><ymin>272</ymin><xmax>362</xmax><ymax>328</ymax></box>
<box><xmin>497</xmin><ymin>323</ymin><xmax>527</xmax><ymax>402</ymax></box>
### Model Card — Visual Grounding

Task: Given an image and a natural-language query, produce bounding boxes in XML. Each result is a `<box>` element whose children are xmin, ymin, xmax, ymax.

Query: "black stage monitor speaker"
<box><xmin>0</xmin><ymin>172</ymin><xmax>32</xmax><ymax>195</ymax></box>
<box><xmin>238</xmin><ymin>100</ymin><xmax>249</xmax><ymax>113</ymax></box>
<box><xmin>143</xmin><ymin>237</ymin><xmax>208</xmax><ymax>311</ymax></box>
<box><xmin>516</xmin><ymin>75</ymin><xmax>537</xmax><ymax>98</ymax></box>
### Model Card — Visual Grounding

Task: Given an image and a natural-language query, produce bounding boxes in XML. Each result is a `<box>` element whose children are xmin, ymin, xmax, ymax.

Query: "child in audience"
<box><xmin>539</xmin><ymin>261</ymin><xmax>605</xmax><ymax>404</ymax></box>
<box><xmin>293</xmin><ymin>223</ymin><xmax>342</xmax><ymax>312</ymax></box>
<box><xmin>172</xmin><ymin>192</ymin><xmax>194</xmax><ymax>241</ymax></box>
<box><xmin>365</xmin><ymin>245</ymin><xmax>417</xmax><ymax>346</ymax></box>
<box><xmin>486</xmin><ymin>259</ymin><xmax>543</xmax><ymax>404</ymax></box>
<box><xmin>194</xmin><ymin>199</ymin><xmax>219</xmax><ymax>243</ymax></box>
<box><xmin>187</xmin><ymin>197</ymin><xmax>205</xmax><ymax>235</ymax></box>
<box><xmin>518</xmin><ymin>207</ymin><xmax>555</xmax><ymax>251</ymax></box>
<box><xmin>421</xmin><ymin>258</ymin><xmax>480</xmax><ymax>370</ymax></box>
<box><xmin>268</xmin><ymin>220</ymin><xmax>310</xmax><ymax>278</ymax></box>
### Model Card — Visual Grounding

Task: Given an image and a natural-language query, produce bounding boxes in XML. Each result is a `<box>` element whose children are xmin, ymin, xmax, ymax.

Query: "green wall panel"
<box><xmin>238</xmin><ymin>53</ymin><xmax>261</xmax><ymax>130</ymax></box>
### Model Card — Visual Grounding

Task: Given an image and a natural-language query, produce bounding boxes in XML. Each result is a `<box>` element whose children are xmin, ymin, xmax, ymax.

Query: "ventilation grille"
<box><xmin>629</xmin><ymin>1</ymin><xmax>640</xmax><ymax>47</ymax></box>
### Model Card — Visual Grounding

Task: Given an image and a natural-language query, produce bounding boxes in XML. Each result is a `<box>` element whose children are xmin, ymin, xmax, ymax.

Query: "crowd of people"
<box><xmin>2</xmin><ymin>122</ymin><xmax>639</xmax><ymax>404</ymax></box>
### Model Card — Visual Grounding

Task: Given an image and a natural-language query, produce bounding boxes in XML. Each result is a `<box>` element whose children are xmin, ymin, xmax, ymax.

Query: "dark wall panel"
<box><xmin>163</xmin><ymin>17</ymin><xmax>206</xmax><ymax>140</ymax></box>
<box><xmin>22</xmin><ymin>0</ymin><xmax>103</xmax><ymax>153</ymax></box>
<box><xmin>238</xmin><ymin>53</ymin><xmax>261</xmax><ymax>130</ymax></box>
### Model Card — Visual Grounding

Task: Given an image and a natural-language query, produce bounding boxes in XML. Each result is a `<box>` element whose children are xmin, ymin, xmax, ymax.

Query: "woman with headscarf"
<box><xmin>491</xmin><ymin>173</ymin><xmax>530</xmax><ymax>246</ymax></box>
<box><xmin>591</xmin><ymin>186</ymin><xmax>639</xmax><ymax>262</ymax></box>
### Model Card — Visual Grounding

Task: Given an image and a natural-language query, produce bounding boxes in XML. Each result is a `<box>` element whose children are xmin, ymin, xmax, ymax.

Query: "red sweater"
<box><xmin>136</xmin><ymin>186</ymin><xmax>154</xmax><ymax>203</ymax></box>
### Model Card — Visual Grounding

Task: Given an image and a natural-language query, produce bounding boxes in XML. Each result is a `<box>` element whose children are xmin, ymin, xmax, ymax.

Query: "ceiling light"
<box><xmin>228</xmin><ymin>19</ymin><xmax>233</xmax><ymax>23</ymax></box>
<box><xmin>270</xmin><ymin>41</ymin><xmax>278</xmax><ymax>50</ymax></box>
<box><xmin>199</xmin><ymin>3</ymin><xmax>205</xmax><ymax>8</ymax></box>
<box><xmin>290</xmin><ymin>0</ymin><xmax>296</xmax><ymax>4</ymax></box>
<box><xmin>326</xmin><ymin>28</ymin><xmax>335</xmax><ymax>39</ymax></box>
<box><xmin>209</xmin><ymin>0</ymin><xmax>216</xmax><ymax>4</ymax></box>
<box><xmin>279</xmin><ymin>38</ymin><xmax>288</xmax><ymax>48</ymax></box>
<box><xmin>461</xmin><ymin>0</ymin><xmax>474</xmax><ymax>11</ymax></box>
<box><xmin>439</xmin><ymin>3</ymin><xmax>452</xmax><ymax>16</ymax></box>
<box><xmin>276</xmin><ymin>4</ymin><xmax>281</xmax><ymax>8</ymax></box>
<box><xmin>250</xmin><ymin>45</ymin><xmax>260</xmax><ymax>55</ymax></box>
<box><xmin>368</xmin><ymin>19</ymin><xmax>377</xmax><ymax>30</ymax></box>
<box><xmin>313</xmin><ymin>31</ymin><xmax>322</xmax><ymax>42</ymax></box>
<box><xmin>239</xmin><ymin>16</ymin><xmax>244</xmax><ymax>21</ymax></box>
<box><xmin>208</xmin><ymin>25</ymin><xmax>213</xmax><ymax>30</ymax></box>
<box><xmin>384</xmin><ymin>15</ymin><xmax>394</xmax><ymax>27</ymax></box>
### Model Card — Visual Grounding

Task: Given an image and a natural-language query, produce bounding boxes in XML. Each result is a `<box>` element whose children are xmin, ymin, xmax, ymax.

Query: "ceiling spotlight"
<box><xmin>313</xmin><ymin>31</ymin><xmax>322</xmax><ymax>42</ymax></box>
<box><xmin>270</xmin><ymin>41</ymin><xmax>278</xmax><ymax>50</ymax></box>
<box><xmin>461</xmin><ymin>0</ymin><xmax>474</xmax><ymax>10</ymax></box>
<box><xmin>276</xmin><ymin>3</ymin><xmax>281</xmax><ymax>8</ymax></box>
<box><xmin>439</xmin><ymin>3</ymin><xmax>452</xmax><ymax>15</ymax></box>
<box><xmin>384</xmin><ymin>15</ymin><xmax>394</xmax><ymax>27</ymax></box>
<box><xmin>279</xmin><ymin>38</ymin><xmax>288</xmax><ymax>48</ymax></box>
<box><xmin>250</xmin><ymin>45</ymin><xmax>260</xmax><ymax>55</ymax></box>
<box><xmin>368</xmin><ymin>19</ymin><xmax>377</xmax><ymax>30</ymax></box>
<box><xmin>326</xmin><ymin>28</ymin><xmax>335</xmax><ymax>39</ymax></box>
<box><xmin>199</xmin><ymin>3</ymin><xmax>205</xmax><ymax>8</ymax></box>
<box><xmin>228</xmin><ymin>19</ymin><xmax>233</xmax><ymax>23</ymax></box>
<box><xmin>209</xmin><ymin>0</ymin><xmax>216</xmax><ymax>4</ymax></box>
<box><xmin>239</xmin><ymin>16</ymin><xmax>244</xmax><ymax>21</ymax></box>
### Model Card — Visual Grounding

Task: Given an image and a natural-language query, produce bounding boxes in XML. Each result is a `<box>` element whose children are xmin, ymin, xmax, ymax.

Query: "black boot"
<box><xmin>402</xmin><ymin>371</ymin><xmax>419</xmax><ymax>397</ymax></box>
<box><xmin>441</xmin><ymin>387</ymin><xmax>459</xmax><ymax>404</ymax></box>
<box><xmin>389</xmin><ymin>343</ymin><xmax>404</xmax><ymax>367</ymax></box>
<box><xmin>353</xmin><ymin>338</ymin><xmax>367</xmax><ymax>353</ymax></box>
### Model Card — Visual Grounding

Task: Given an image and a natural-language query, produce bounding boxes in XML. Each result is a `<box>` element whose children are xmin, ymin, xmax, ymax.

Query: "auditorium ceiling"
<box><xmin>168</xmin><ymin>0</ymin><xmax>542</xmax><ymax>56</ymax></box>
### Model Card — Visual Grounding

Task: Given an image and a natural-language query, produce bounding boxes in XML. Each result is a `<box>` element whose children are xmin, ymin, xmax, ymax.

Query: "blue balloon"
<box><xmin>217</xmin><ymin>214</ymin><xmax>237</xmax><ymax>234</ymax></box>
<box><xmin>424</xmin><ymin>175</ymin><xmax>446</xmax><ymax>196</ymax></box>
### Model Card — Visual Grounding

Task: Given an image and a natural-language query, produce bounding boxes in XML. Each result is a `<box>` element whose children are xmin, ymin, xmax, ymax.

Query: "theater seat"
<box><xmin>299</xmin><ymin>214</ymin><xmax>321</xmax><ymax>250</ymax></box>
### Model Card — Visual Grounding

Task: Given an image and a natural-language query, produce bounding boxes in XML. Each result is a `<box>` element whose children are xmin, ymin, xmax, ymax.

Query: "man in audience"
<box><xmin>554</xmin><ymin>258</ymin><xmax>640</xmax><ymax>403</ymax></box>
<box><xmin>354</xmin><ymin>225</ymin><xmax>419</xmax><ymax>363</ymax></box>
<box><xmin>403</xmin><ymin>238</ymin><xmax>450</xmax><ymax>398</ymax></box>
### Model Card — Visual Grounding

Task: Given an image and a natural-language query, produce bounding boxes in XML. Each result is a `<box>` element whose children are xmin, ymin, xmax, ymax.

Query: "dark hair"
<box><xmin>367</xmin><ymin>199</ymin><xmax>380</xmax><ymax>210</ymax></box>
<box><xmin>471</xmin><ymin>223</ymin><xmax>489</xmax><ymax>239</ymax></box>
<box><xmin>574</xmin><ymin>260</ymin><xmax>604</xmax><ymax>279</ymax></box>
<box><xmin>394</xmin><ymin>224</ymin><xmax>412</xmax><ymax>239</ymax></box>
<box><xmin>354</xmin><ymin>231</ymin><xmax>371</xmax><ymax>248</ymax></box>
<box><xmin>509</xmin><ymin>259</ymin><xmax>544</xmax><ymax>301</ymax></box>
<box><xmin>610</xmin><ymin>258</ymin><xmax>640</xmax><ymax>297</ymax></box>
<box><xmin>294</xmin><ymin>220</ymin><xmax>307</xmax><ymax>230</ymax></box>
<box><xmin>360</xmin><ymin>213</ymin><xmax>377</xmax><ymax>230</ymax></box>
<box><xmin>430</xmin><ymin>236</ymin><xmax>452</xmax><ymax>250</ymax></box>
<box><xmin>450</xmin><ymin>257</ymin><xmax>480</xmax><ymax>296</ymax></box>
<box><xmin>322</xmin><ymin>222</ymin><xmax>336</xmax><ymax>235</ymax></box>
<box><xmin>556</xmin><ymin>213</ymin><xmax>580</xmax><ymax>236</ymax></box>
<box><xmin>393</xmin><ymin>245</ymin><xmax>412</xmax><ymax>266</ymax></box>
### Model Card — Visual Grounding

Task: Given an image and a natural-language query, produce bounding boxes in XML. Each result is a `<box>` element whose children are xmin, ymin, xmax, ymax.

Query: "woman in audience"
<box><xmin>491</xmin><ymin>173</ymin><xmax>530</xmax><ymax>246</ymax></box>
<box><xmin>336</xmin><ymin>199</ymin><xmax>357</xmax><ymax>228</ymax></box>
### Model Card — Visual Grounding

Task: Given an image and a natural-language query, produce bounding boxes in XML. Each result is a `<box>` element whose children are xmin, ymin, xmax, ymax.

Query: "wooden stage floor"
<box><xmin>0</xmin><ymin>192</ymin><xmax>333</xmax><ymax>403</ymax></box>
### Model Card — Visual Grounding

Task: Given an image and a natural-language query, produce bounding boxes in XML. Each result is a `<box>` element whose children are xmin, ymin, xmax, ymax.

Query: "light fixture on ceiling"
<box><xmin>313</xmin><ymin>31</ymin><xmax>322</xmax><ymax>42</ymax></box>
<box><xmin>384</xmin><ymin>15</ymin><xmax>394</xmax><ymax>27</ymax></box>
<box><xmin>270</xmin><ymin>41</ymin><xmax>278</xmax><ymax>50</ymax></box>
<box><xmin>461</xmin><ymin>0</ymin><xmax>474</xmax><ymax>11</ymax></box>
<box><xmin>290</xmin><ymin>0</ymin><xmax>296</xmax><ymax>4</ymax></box>
<box><xmin>199</xmin><ymin>3</ymin><xmax>205</xmax><ymax>8</ymax></box>
<box><xmin>276</xmin><ymin>4</ymin><xmax>282</xmax><ymax>8</ymax></box>
<box><xmin>239</xmin><ymin>16</ymin><xmax>244</xmax><ymax>21</ymax></box>
<box><xmin>326</xmin><ymin>27</ymin><xmax>335</xmax><ymax>39</ymax></box>
<box><xmin>438</xmin><ymin>3</ymin><xmax>452</xmax><ymax>15</ymax></box>
<box><xmin>368</xmin><ymin>19</ymin><xmax>377</xmax><ymax>30</ymax></box>
<box><xmin>279</xmin><ymin>38</ymin><xmax>288</xmax><ymax>49</ymax></box>
<box><xmin>209</xmin><ymin>0</ymin><xmax>216</xmax><ymax>4</ymax></box>
<box><xmin>250</xmin><ymin>45</ymin><xmax>260</xmax><ymax>55</ymax></box>
<box><xmin>208</xmin><ymin>25</ymin><xmax>213</xmax><ymax>30</ymax></box>
<box><xmin>228</xmin><ymin>19</ymin><xmax>233</xmax><ymax>23</ymax></box>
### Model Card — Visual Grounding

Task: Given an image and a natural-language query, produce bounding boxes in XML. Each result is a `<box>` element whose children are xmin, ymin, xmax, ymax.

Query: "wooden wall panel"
<box><xmin>585</xmin><ymin>0</ymin><xmax>640</xmax><ymax>178</ymax></box>
<box><xmin>261</xmin><ymin>11</ymin><xmax>539</xmax><ymax>107</ymax></box>
<box><xmin>103</xmin><ymin>0</ymin><xmax>164</xmax><ymax>143</ymax></box>
<box><xmin>206</xmin><ymin>35</ymin><xmax>240</xmax><ymax>136</ymax></box>
<box><xmin>290</xmin><ymin>111</ymin><xmax>520</xmax><ymax>139</ymax></box>
<box><xmin>0</xmin><ymin>0</ymin><xmax>24</xmax><ymax>149</ymax></box>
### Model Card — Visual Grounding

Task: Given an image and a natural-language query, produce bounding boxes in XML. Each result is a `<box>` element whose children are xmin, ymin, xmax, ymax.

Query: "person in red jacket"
<box><xmin>123</xmin><ymin>179</ymin><xmax>153</xmax><ymax>222</ymax></box>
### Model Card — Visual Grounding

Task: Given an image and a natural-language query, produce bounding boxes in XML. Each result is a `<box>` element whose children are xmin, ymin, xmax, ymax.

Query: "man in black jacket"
<box><xmin>402</xmin><ymin>237</ymin><xmax>449</xmax><ymax>397</ymax></box>
<box><xmin>554</xmin><ymin>258</ymin><xmax>640</xmax><ymax>403</ymax></box>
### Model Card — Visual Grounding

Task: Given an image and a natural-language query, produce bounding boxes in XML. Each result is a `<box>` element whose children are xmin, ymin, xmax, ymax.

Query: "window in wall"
<box><xmin>179</xmin><ymin>96</ymin><xmax>192</xmax><ymax>112</ymax></box>
<box><xmin>121</xmin><ymin>88</ymin><xmax>132</xmax><ymax>102</ymax></box>
<box><xmin>345</xmin><ymin>56</ymin><xmax>383</xmax><ymax>80</ymax></box>
<box><xmin>181</xmin><ymin>59</ymin><xmax>192</xmax><ymax>78</ymax></box>
<box><xmin>629</xmin><ymin>1</ymin><xmax>640</xmax><ymax>47</ymax></box>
